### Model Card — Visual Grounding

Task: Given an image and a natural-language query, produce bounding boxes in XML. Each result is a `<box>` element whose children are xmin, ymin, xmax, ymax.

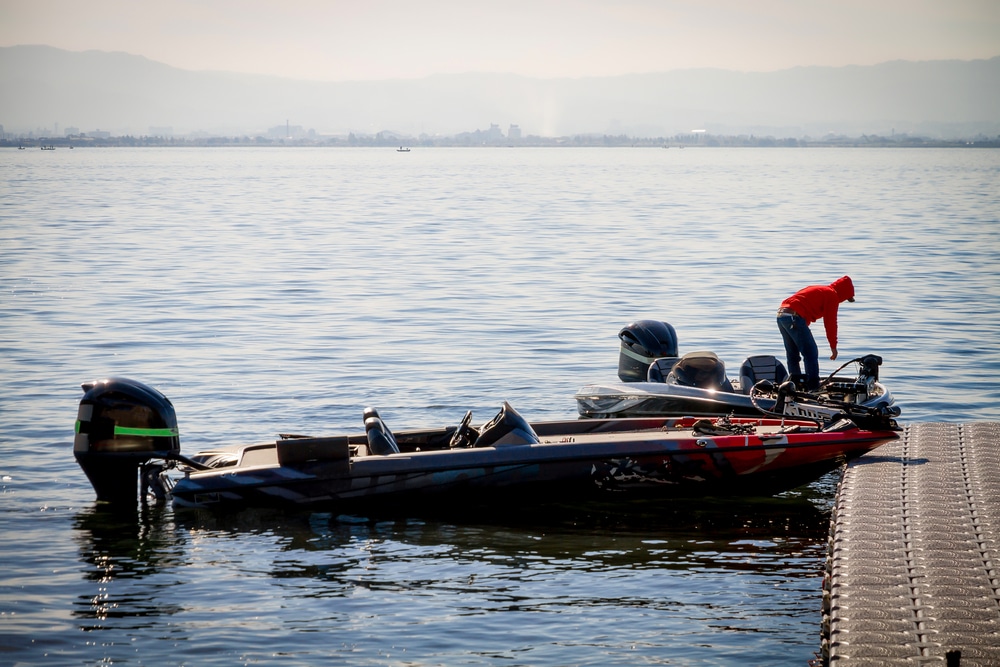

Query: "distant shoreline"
<box><xmin>4</xmin><ymin>135</ymin><xmax>999</xmax><ymax>149</ymax></box>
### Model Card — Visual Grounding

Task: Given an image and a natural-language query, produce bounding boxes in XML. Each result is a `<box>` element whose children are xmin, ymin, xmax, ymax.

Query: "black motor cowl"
<box><xmin>617</xmin><ymin>320</ymin><xmax>679</xmax><ymax>382</ymax></box>
<box><xmin>74</xmin><ymin>378</ymin><xmax>180</xmax><ymax>505</ymax></box>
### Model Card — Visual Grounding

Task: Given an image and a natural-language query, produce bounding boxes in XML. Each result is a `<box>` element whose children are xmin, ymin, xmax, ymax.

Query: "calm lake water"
<box><xmin>2</xmin><ymin>146</ymin><xmax>999</xmax><ymax>666</ymax></box>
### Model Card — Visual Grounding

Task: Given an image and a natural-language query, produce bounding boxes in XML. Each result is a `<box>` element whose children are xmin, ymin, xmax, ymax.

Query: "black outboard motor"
<box><xmin>74</xmin><ymin>378</ymin><xmax>180</xmax><ymax>505</ymax></box>
<box><xmin>617</xmin><ymin>320</ymin><xmax>679</xmax><ymax>382</ymax></box>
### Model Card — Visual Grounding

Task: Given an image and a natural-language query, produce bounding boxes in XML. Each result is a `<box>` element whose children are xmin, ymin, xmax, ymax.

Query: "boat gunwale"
<box><xmin>180</xmin><ymin>426</ymin><xmax>899</xmax><ymax>481</ymax></box>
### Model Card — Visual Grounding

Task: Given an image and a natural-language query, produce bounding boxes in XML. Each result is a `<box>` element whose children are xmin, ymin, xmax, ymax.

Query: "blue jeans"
<box><xmin>777</xmin><ymin>312</ymin><xmax>819</xmax><ymax>389</ymax></box>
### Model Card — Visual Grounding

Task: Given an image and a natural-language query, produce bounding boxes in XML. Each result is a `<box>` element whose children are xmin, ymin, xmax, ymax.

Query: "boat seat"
<box><xmin>666</xmin><ymin>351</ymin><xmax>734</xmax><ymax>392</ymax></box>
<box><xmin>646</xmin><ymin>357</ymin><xmax>680</xmax><ymax>383</ymax></box>
<box><xmin>738</xmin><ymin>355</ymin><xmax>788</xmax><ymax>395</ymax></box>
<box><xmin>473</xmin><ymin>401</ymin><xmax>540</xmax><ymax>448</ymax></box>
<box><xmin>364</xmin><ymin>408</ymin><xmax>400</xmax><ymax>455</ymax></box>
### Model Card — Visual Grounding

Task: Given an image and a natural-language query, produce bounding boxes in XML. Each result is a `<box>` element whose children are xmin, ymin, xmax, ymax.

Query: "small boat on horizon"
<box><xmin>397</xmin><ymin>146</ymin><xmax>411</xmax><ymax>152</ymax></box>
<box><xmin>73</xmin><ymin>377</ymin><xmax>900</xmax><ymax>514</ymax></box>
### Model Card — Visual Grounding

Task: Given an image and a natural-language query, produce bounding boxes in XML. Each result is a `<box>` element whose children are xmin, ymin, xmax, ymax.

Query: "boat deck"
<box><xmin>822</xmin><ymin>422</ymin><xmax>1000</xmax><ymax>665</ymax></box>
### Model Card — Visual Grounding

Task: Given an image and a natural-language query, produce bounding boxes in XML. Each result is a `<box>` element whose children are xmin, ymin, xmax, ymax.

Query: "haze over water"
<box><xmin>2</xmin><ymin>146</ymin><xmax>998</xmax><ymax>665</ymax></box>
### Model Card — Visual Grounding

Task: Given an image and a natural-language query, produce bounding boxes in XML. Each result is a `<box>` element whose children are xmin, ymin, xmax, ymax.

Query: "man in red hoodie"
<box><xmin>776</xmin><ymin>276</ymin><xmax>856</xmax><ymax>390</ymax></box>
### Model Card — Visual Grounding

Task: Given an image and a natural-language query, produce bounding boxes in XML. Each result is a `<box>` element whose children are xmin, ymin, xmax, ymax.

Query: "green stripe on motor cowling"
<box><xmin>113</xmin><ymin>425</ymin><xmax>179</xmax><ymax>437</ymax></box>
<box><xmin>620</xmin><ymin>346</ymin><xmax>656</xmax><ymax>364</ymax></box>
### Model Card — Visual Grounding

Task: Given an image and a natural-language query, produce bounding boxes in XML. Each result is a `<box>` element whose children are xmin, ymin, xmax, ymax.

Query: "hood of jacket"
<box><xmin>831</xmin><ymin>275</ymin><xmax>855</xmax><ymax>302</ymax></box>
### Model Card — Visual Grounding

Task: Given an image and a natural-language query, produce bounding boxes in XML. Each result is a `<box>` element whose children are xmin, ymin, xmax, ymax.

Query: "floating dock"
<box><xmin>822</xmin><ymin>422</ymin><xmax>1000</xmax><ymax>665</ymax></box>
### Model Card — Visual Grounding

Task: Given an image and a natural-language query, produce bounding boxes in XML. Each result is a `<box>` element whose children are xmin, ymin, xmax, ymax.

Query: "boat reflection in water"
<box><xmin>71</xmin><ymin>479</ymin><xmax>835</xmax><ymax>664</ymax></box>
<box><xmin>73</xmin><ymin>486</ymin><xmax>833</xmax><ymax>589</ymax></box>
<box><xmin>72</xmin><ymin>505</ymin><xmax>187</xmax><ymax>627</ymax></box>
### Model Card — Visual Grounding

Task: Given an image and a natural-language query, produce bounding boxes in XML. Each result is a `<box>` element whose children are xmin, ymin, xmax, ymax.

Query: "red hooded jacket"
<box><xmin>780</xmin><ymin>276</ymin><xmax>855</xmax><ymax>350</ymax></box>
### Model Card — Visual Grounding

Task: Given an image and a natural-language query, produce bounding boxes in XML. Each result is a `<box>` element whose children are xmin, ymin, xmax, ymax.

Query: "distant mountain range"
<box><xmin>2</xmin><ymin>45</ymin><xmax>998</xmax><ymax>139</ymax></box>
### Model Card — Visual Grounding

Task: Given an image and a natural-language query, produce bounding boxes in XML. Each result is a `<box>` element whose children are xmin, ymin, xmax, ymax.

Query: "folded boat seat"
<box><xmin>738</xmin><ymin>355</ymin><xmax>788</xmax><ymax>395</ymax></box>
<box><xmin>473</xmin><ymin>401</ymin><xmax>541</xmax><ymax>448</ymax></box>
<box><xmin>666</xmin><ymin>351</ymin><xmax>734</xmax><ymax>392</ymax></box>
<box><xmin>364</xmin><ymin>408</ymin><xmax>400</xmax><ymax>455</ymax></box>
<box><xmin>646</xmin><ymin>357</ymin><xmax>681</xmax><ymax>383</ymax></box>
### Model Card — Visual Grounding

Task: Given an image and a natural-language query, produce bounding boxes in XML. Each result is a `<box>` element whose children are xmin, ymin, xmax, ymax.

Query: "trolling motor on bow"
<box><xmin>75</xmin><ymin>377</ymin><xmax>198</xmax><ymax>505</ymax></box>
<box><xmin>819</xmin><ymin>354</ymin><xmax>883</xmax><ymax>402</ymax></box>
<box><xmin>752</xmin><ymin>367</ymin><xmax>901</xmax><ymax>431</ymax></box>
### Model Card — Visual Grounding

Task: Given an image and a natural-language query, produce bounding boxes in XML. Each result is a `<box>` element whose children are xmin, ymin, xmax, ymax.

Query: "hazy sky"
<box><xmin>3</xmin><ymin>0</ymin><xmax>999</xmax><ymax>81</ymax></box>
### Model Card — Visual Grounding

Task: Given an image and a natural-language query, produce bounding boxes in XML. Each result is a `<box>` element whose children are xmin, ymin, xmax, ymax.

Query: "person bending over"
<box><xmin>776</xmin><ymin>276</ymin><xmax>855</xmax><ymax>390</ymax></box>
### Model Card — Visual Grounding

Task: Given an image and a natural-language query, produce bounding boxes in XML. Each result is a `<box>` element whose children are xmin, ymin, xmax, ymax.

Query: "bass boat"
<box><xmin>74</xmin><ymin>377</ymin><xmax>900</xmax><ymax>512</ymax></box>
<box><xmin>575</xmin><ymin>320</ymin><xmax>896</xmax><ymax>419</ymax></box>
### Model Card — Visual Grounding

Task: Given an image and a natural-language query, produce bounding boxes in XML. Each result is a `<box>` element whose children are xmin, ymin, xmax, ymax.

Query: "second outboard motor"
<box><xmin>74</xmin><ymin>378</ymin><xmax>180</xmax><ymax>506</ymax></box>
<box><xmin>617</xmin><ymin>320</ymin><xmax>679</xmax><ymax>382</ymax></box>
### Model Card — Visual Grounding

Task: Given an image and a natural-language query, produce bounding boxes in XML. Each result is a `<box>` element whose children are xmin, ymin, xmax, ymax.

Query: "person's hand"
<box><xmin>830</xmin><ymin>349</ymin><xmax>838</xmax><ymax>361</ymax></box>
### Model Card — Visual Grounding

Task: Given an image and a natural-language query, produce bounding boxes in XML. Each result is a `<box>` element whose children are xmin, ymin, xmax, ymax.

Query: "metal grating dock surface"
<box><xmin>822</xmin><ymin>422</ymin><xmax>1000</xmax><ymax>666</ymax></box>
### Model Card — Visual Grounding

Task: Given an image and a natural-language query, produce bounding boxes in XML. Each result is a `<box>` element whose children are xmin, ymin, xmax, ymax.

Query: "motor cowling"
<box><xmin>74</xmin><ymin>378</ymin><xmax>180</xmax><ymax>505</ymax></box>
<box><xmin>617</xmin><ymin>320</ymin><xmax>678</xmax><ymax>382</ymax></box>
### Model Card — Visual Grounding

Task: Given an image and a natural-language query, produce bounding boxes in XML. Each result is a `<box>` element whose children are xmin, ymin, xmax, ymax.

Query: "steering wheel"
<box><xmin>449</xmin><ymin>410</ymin><xmax>475</xmax><ymax>448</ymax></box>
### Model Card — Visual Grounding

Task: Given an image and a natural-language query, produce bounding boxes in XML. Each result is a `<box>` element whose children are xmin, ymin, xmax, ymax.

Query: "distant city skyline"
<box><xmin>2</xmin><ymin>0</ymin><xmax>999</xmax><ymax>82</ymax></box>
<box><xmin>3</xmin><ymin>46</ymin><xmax>997</xmax><ymax>140</ymax></box>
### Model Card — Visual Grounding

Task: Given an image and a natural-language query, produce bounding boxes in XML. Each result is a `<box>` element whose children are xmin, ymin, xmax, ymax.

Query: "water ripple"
<box><xmin>2</xmin><ymin>146</ymin><xmax>998</xmax><ymax>665</ymax></box>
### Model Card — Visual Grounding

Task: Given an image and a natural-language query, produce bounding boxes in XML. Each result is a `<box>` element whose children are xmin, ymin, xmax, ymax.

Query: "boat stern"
<box><xmin>74</xmin><ymin>378</ymin><xmax>180</xmax><ymax>505</ymax></box>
